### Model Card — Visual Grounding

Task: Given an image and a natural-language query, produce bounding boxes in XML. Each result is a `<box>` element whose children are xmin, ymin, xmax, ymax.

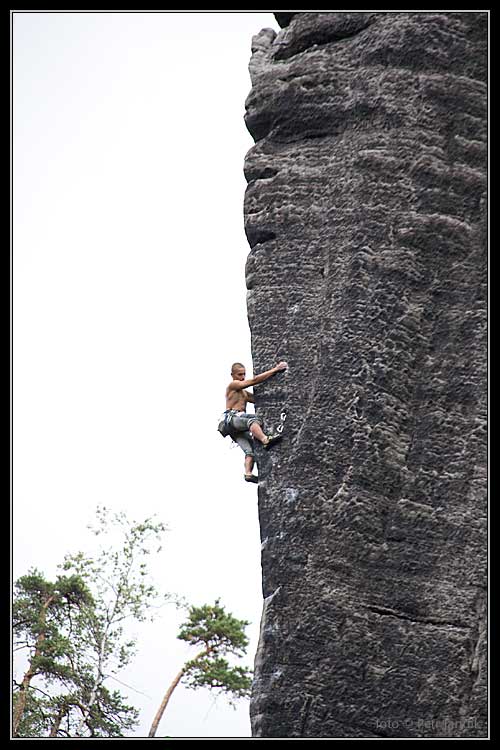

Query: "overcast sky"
<box><xmin>12</xmin><ymin>10</ymin><xmax>279</xmax><ymax>738</ymax></box>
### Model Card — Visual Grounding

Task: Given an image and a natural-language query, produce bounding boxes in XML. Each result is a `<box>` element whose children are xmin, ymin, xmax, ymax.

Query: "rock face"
<box><xmin>243</xmin><ymin>12</ymin><xmax>487</xmax><ymax>739</ymax></box>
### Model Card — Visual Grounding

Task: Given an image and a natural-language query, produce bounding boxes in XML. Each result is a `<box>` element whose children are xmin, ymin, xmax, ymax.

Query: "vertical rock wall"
<box><xmin>243</xmin><ymin>12</ymin><xmax>487</xmax><ymax>738</ymax></box>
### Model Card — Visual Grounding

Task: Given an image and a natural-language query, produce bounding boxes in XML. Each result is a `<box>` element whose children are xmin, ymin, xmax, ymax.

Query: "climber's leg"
<box><xmin>263</xmin><ymin>430</ymin><xmax>284</xmax><ymax>449</ymax></box>
<box><xmin>233</xmin><ymin>431</ymin><xmax>259</xmax><ymax>483</ymax></box>
<box><xmin>249</xmin><ymin>420</ymin><xmax>283</xmax><ymax>448</ymax></box>
<box><xmin>249</xmin><ymin>421</ymin><xmax>269</xmax><ymax>445</ymax></box>
<box><xmin>245</xmin><ymin>454</ymin><xmax>254</xmax><ymax>475</ymax></box>
<box><xmin>232</xmin><ymin>412</ymin><xmax>269</xmax><ymax>446</ymax></box>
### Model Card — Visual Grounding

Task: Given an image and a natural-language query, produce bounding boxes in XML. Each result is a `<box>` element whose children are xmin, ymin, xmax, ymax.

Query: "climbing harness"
<box><xmin>217</xmin><ymin>408</ymin><xmax>287</xmax><ymax>447</ymax></box>
<box><xmin>217</xmin><ymin>409</ymin><xmax>237</xmax><ymax>438</ymax></box>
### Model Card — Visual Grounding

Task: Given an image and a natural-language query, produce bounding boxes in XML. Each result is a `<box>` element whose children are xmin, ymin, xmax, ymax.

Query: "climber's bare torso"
<box><xmin>225</xmin><ymin>388</ymin><xmax>254</xmax><ymax>412</ymax></box>
<box><xmin>226</xmin><ymin>366</ymin><xmax>255</xmax><ymax>411</ymax></box>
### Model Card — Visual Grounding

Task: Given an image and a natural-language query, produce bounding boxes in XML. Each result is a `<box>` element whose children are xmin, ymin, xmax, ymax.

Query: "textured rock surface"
<box><xmin>243</xmin><ymin>12</ymin><xmax>487</xmax><ymax>739</ymax></box>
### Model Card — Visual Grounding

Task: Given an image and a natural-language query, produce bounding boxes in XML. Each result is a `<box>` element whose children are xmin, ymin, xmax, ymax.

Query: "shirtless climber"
<box><xmin>223</xmin><ymin>361</ymin><xmax>288</xmax><ymax>484</ymax></box>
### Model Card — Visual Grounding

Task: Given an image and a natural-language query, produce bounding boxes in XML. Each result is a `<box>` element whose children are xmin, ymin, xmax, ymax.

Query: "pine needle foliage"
<box><xmin>13</xmin><ymin>507</ymin><xmax>171</xmax><ymax>737</ymax></box>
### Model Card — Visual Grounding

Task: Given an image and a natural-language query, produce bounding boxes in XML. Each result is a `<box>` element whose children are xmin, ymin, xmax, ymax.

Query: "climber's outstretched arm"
<box><xmin>228</xmin><ymin>362</ymin><xmax>287</xmax><ymax>392</ymax></box>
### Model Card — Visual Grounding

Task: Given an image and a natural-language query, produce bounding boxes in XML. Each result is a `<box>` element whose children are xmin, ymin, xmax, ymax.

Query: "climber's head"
<box><xmin>231</xmin><ymin>362</ymin><xmax>246</xmax><ymax>381</ymax></box>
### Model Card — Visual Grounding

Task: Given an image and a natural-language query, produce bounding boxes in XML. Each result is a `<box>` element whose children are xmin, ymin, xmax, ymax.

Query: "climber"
<box><xmin>221</xmin><ymin>361</ymin><xmax>288</xmax><ymax>484</ymax></box>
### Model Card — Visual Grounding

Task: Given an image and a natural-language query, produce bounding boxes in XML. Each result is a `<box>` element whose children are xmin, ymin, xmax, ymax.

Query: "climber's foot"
<box><xmin>244</xmin><ymin>474</ymin><xmax>259</xmax><ymax>483</ymax></box>
<box><xmin>263</xmin><ymin>433</ymin><xmax>282</xmax><ymax>450</ymax></box>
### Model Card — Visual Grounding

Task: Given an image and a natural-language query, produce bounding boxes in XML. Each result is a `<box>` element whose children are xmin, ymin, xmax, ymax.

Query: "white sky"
<box><xmin>12</xmin><ymin>10</ymin><xmax>279</xmax><ymax>739</ymax></box>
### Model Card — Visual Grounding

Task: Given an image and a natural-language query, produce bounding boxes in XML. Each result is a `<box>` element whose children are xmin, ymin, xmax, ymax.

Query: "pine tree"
<box><xmin>13</xmin><ymin>507</ymin><xmax>171</xmax><ymax>737</ymax></box>
<box><xmin>148</xmin><ymin>600</ymin><xmax>252</xmax><ymax>737</ymax></box>
<box><xmin>12</xmin><ymin>571</ymin><xmax>93</xmax><ymax>735</ymax></box>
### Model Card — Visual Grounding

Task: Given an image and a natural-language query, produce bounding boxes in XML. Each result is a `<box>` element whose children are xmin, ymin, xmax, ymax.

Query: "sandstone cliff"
<box><xmin>243</xmin><ymin>12</ymin><xmax>487</xmax><ymax>738</ymax></box>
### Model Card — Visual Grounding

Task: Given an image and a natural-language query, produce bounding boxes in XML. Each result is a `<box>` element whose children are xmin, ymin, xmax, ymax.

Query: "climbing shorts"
<box><xmin>230</xmin><ymin>412</ymin><xmax>262</xmax><ymax>433</ymax></box>
<box><xmin>229</xmin><ymin>412</ymin><xmax>263</xmax><ymax>458</ymax></box>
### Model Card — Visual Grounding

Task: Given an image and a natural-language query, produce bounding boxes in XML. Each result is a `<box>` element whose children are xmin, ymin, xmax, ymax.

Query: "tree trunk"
<box><xmin>49</xmin><ymin>704</ymin><xmax>68</xmax><ymax>737</ymax></box>
<box><xmin>148</xmin><ymin>648</ymin><xmax>210</xmax><ymax>738</ymax></box>
<box><xmin>13</xmin><ymin>595</ymin><xmax>55</xmax><ymax>736</ymax></box>
<box><xmin>74</xmin><ymin>629</ymin><xmax>107</xmax><ymax>737</ymax></box>
<box><xmin>13</xmin><ymin>667</ymin><xmax>35</xmax><ymax>736</ymax></box>
<box><xmin>148</xmin><ymin>666</ymin><xmax>186</xmax><ymax>738</ymax></box>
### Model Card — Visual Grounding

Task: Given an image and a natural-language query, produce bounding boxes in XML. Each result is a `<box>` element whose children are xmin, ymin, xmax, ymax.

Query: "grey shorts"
<box><xmin>229</xmin><ymin>412</ymin><xmax>263</xmax><ymax>457</ymax></box>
